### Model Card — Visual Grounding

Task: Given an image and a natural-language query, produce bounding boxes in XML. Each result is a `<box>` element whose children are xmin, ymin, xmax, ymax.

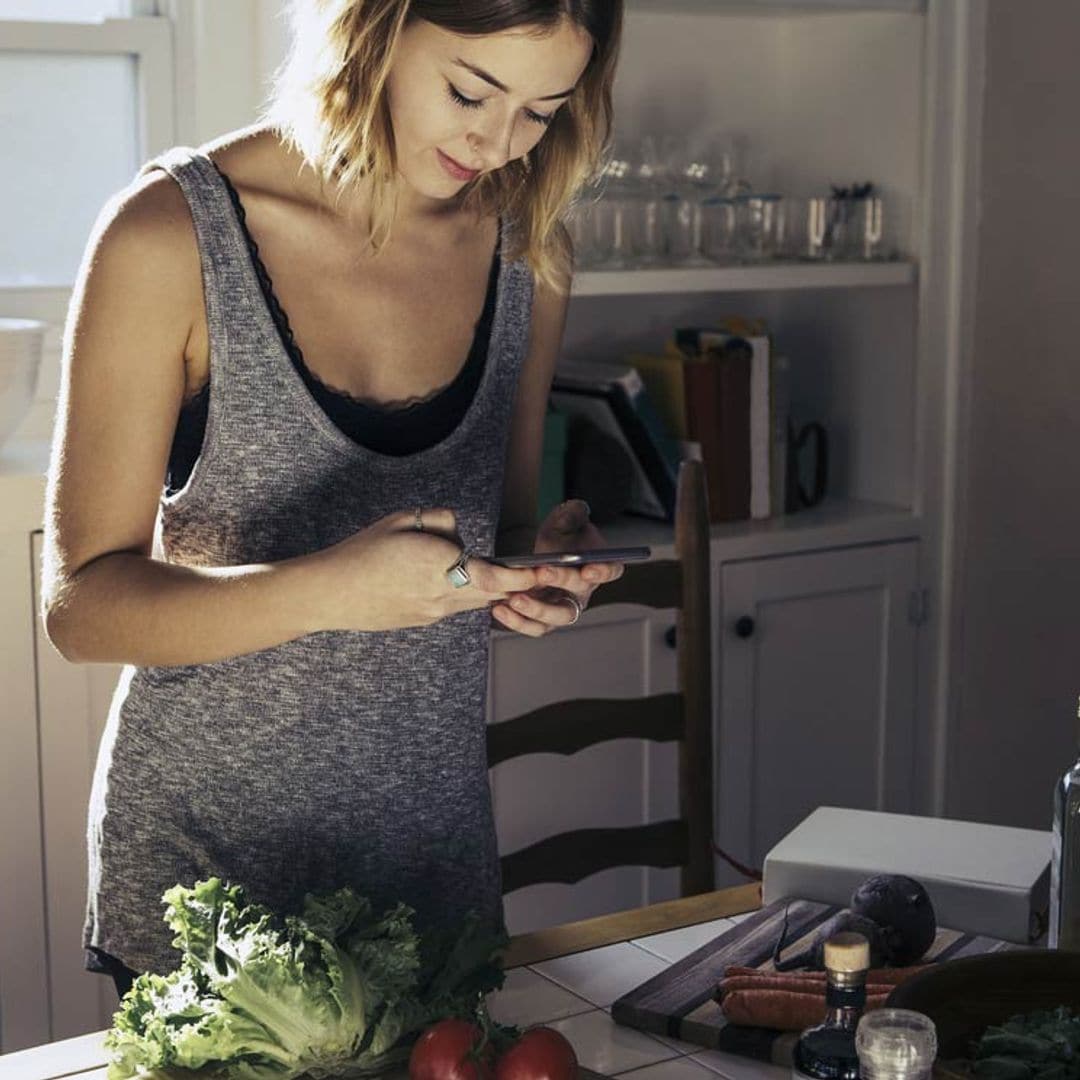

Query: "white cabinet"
<box><xmin>29</xmin><ymin>533</ymin><xmax>122</xmax><ymax>1042</ymax></box>
<box><xmin>0</xmin><ymin>527</ymin><xmax>50</xmax><ymax>1054</ymax></box>
<box><xmin>714</xmin><ymin>541</ymin><xmax>920</xmax><ymax>888</ymax></box>
<box><xmin>0</xmin><ymin>524</ymin><xmax>124</xmax><ymax>1053</ymax></box>
<box><xmin>487</xmin><ymin>537</ymin><xmax>921</xmax><ymax>930</ymax></box>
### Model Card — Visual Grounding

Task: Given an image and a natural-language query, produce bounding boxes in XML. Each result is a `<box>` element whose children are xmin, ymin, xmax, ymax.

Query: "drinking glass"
<box><xmin>663</xmin><ymin>134</ymin><xmax>728</xmax><ymax>266</ymax></box>
<box><xmin>592</xmin><ymin>149</ymin><xmax>635</xmax><ymax>269</ymax></box>
<box><xmin>629</xmin><ymin>134</ymin><xmax>667</xmax><ymax>266</ymax></box>
<box><xmin>776</xmin><ymin>197</ymin><xmax>830</xmax><ymax>261</ymax></box>
<box><xmin>737</xmin><ymin>193</ymin><xmax>783</xmax><ymax>262</ymax></box>
<box><xmin>851</xmin><ymin>196</ymin><xmax>886</xmax><ymax>260</ymax></box>
<box><xmin>701</xmin><ymin>196</ymin><xmax>738</xmax><ymax>263</ymax></box>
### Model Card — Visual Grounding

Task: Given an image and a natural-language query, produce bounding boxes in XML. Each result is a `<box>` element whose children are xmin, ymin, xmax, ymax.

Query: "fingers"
<box><xmin>400</xmin><ymin>507</ymin><xmax>458</xmax><ymax>540</ymax></box>
<box><xmin>550</xmin><ymin>498</ymin><xmax>592</xmax><ymax>537</ymax></box>
<box><xmin>535</xmin><ymin>561</ymin><xmax>624</xmax><ymax>591</ymax></box>
<box><xmin>461</xmin><ymin>557</ymin><xmax>539</xmax><ymax>598</ymax></box>
<box><xmin>491</xmin><ymin>587</ymin><xmax>582</xmax><ymax>638</ymax></box>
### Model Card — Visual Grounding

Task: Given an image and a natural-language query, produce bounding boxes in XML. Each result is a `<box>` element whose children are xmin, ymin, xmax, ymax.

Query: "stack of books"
<box><xmin>551</xmin><ymin>318</ymin><xmax>791</xmax><ymax>525</ymax></box>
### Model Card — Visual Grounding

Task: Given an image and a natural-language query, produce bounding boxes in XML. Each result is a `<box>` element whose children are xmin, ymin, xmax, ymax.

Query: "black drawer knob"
<box><xmin>664</xmin><ymin>625</ymin><xmax>677</xmax><ymax>649</ymax></box>
<box><xmin>734</xmin><ymin>615</ymin><xmax>756</xmax><ymax>639</ymax></box>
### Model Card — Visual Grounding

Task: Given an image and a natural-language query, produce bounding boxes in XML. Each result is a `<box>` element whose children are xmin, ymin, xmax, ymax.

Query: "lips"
<box><xmin>438</xmin><ymin>149</ymin><xmax>480</xmax><ymax>181</ymax></box>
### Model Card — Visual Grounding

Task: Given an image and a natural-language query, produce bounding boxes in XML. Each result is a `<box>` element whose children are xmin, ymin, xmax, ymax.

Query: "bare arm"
<box><xmin>42</xmin><ymin>175</ymin><xmax>538</xmax><ymax>667</ymax></box>
<box><xmin>495</xmin><ymin>246</ymin><xmax>575</xmax><ymax>558</ymax></box>
<box><xmin>491</xmin><ymin>243</ymin><xmax>622</xmax><ymax>638</ymax></box>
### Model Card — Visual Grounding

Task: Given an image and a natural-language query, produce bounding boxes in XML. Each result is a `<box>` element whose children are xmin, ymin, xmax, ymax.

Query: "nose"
<box><xmin>467</xmin><ymin>117</ymin><xmax>514</xmax><ymax>172</ymax></box>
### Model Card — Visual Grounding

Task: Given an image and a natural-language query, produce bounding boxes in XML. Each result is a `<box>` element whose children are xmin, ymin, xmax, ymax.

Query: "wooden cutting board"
<box><xmin>611</xmin><ymin>897</ymin><xmax>1026</xmax><ymax>1068</ymax></box>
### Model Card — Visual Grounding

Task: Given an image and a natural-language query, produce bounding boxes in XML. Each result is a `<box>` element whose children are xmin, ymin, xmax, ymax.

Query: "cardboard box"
<box><xmin>762</xmin><ymin>806</ymin><xmax>1052</xmax><ymax>944</ymax></box>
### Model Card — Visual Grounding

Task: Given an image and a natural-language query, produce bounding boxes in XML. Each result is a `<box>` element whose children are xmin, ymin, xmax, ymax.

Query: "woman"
<box><xmin>40</xmin><ymin>0</ymin><xmax>624</xmax><ymax>999</ymax></box>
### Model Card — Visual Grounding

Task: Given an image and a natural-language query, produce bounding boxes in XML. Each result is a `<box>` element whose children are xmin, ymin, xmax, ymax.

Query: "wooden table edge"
<box><xmin>501</xmin><ymin>882</ymin><xmax>763</xmax><ymax>969</ymax></box>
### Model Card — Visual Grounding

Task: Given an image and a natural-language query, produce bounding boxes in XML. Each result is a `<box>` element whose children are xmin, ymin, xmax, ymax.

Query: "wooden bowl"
<box><xmin>886</xmin><ymin>950</ymin><xmax>1080</xmax><ymax>1063</ymax></box>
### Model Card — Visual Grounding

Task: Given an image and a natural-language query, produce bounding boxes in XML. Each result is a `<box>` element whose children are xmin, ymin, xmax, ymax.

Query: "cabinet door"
<box><xmin>0</xmin><ymin>530</ymin><xmax>49</xmax><ymax>1053</ymax></box>
<box><xmin>488</xmin><ymin>604</ymin><xmax>680</xmax><ymax>935</ymax></box>
<box><xmin>715</xmin><ymin>541</ymin><xmax>919</xmax><ymax>888</ymax></box>
<box><xmin>31</xmin><ymin>532</ymin><xmax>123</xmax><ymax>1039</ymax></box>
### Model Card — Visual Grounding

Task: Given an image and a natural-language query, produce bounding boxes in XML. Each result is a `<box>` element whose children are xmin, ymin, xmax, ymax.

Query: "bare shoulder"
<box><xmin>80</xmin><ymin>166</ymin><xmax>202</xmax><ymax>314</ymax></box>
<box><xmin>203</xmin><ymin>123</ymin><xmax>310</xmax><ymax>203</ymax></box>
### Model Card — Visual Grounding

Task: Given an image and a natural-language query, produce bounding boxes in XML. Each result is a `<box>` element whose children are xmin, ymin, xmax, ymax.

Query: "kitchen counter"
<box><xmin>0</xmin><ymin>883</ymin><xmax>768</xmax><ymax>1080</ymax></box>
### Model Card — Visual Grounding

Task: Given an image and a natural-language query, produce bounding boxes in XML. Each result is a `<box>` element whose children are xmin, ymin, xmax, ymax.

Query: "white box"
<box><xmin>762</xmin><ymin>806</ymin><xmax>1052</xmax><ymax>944</ymax></box>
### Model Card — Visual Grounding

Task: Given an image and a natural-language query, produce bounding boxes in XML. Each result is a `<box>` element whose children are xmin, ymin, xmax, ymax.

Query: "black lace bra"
<box><xmin>165</xmin><ymin>166</ymin><xmax>500</xmax><ymax>494</ymax></box>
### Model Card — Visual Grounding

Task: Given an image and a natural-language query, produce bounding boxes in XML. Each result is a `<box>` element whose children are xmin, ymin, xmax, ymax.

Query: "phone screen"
<box><xmin>494</xmin><ymin>546</ymin><xmax>651</xmax><ymax>568</ymax></box>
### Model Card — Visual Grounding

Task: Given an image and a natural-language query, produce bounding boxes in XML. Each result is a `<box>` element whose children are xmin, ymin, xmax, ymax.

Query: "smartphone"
<box><xmin>494</xmin><ymin>546</ymin><xmax>651</xmax><ymax>568</ymax></box>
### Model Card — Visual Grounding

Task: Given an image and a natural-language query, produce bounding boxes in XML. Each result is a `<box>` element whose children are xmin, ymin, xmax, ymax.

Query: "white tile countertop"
<box><xmin>488</xmin><ymin>911</ymin><xmax>787</xmax><ymax>1079</ymax></box>
<box><xmin>0</xmin><ymin>886</ymin><xmax>775</xmax><ymax>1080</ymax></box>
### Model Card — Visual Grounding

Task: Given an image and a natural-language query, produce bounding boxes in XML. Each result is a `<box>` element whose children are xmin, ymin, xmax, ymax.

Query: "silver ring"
<box><xmin>563</xmin><ymin>593</ymin><xmax>583</xmax><ymax>625</ymax></box>
<box><xmin>446</xmin><ymin>549</ymin><xmax>472</xmax><ymax>589</ymax></box>
<box><xmin>414</xmin><ymin>507</ymin><xmax>424</xmax><ymax>531</ymax></box>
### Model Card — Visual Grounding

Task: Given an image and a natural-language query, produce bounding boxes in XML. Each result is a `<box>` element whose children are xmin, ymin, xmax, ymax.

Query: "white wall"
<box><xmin>944</xmin><ymin>0</ymin><xmax>1080</xmax><ymax>829</ymax></box>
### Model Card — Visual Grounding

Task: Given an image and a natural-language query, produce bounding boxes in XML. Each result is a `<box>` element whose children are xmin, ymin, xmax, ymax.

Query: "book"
<box><xmin>625</xmin><ymin>344</ymin><xmax>692</xmax><ymax>441</ymax></box>
<box><xmin>677</xmin><ymin>325</ymin><xmax>773</xmax><ymax>520</ymax></box>
<box><xmin>551</xmin><ymin>360</ymin><xmax>681</xmax><ymax>520</ymax></box>
<box><xmin>682</xmin><ymin>341</ymin><xmax>752</xmax><ymax>523</ymax></box>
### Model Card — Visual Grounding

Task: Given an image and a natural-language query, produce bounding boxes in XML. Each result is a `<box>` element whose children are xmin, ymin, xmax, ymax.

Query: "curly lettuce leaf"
<box><xmin>106</xmin><ymin>879</ymin><xmax>510</xmax><ymax>1079</ymax></box>
<box><xmin>105</xmin><ymin>961</ymin><xmax>292</xmax><ymax>1080</ymax></box>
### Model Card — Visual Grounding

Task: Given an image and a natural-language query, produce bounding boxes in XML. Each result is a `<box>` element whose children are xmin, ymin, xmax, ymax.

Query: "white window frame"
<box><xmin>0</xmin><ymin>3</ymin><xmax>175</xmax><ymax>323</ymax></box>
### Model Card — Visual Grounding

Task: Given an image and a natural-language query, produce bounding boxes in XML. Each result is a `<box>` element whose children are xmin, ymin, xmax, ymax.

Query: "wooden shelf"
<box><xmin>571</xmin><ymin>259</ymin><xmax>916</xmax><ymax>297</ymax></box>
<box><xmin>596</xmin><ymin>497</ymin><xmax>921</xmax><ymax>563</ymax></box>
<box><xmin>627</xmin><ymin>0</ymin><xmax>926</xmax><ymax>14</ymax></box>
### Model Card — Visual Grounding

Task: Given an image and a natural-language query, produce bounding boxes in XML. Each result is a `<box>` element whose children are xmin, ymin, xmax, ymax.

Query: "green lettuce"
<box><xmin>104</xmin><ymin>878</ymin><xmax>507</xmax><ymax>1079</ymax></box>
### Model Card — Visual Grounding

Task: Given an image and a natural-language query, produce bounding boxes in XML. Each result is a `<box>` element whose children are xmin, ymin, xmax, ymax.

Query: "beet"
<box><xmin>849</xmin><ymin>873</ymin><xmax>936</xmax><ymax>965</ymax></box>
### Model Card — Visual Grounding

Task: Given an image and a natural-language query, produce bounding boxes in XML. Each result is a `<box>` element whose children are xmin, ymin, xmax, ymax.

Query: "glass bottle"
<box><xmin>791</xmin><ymin>932</ymin><xmax>870</xmax><ymax>1080</ymax></box>
<box><xmin>1049</xmin><ymin>697</ymin><xmax>1080</xmax><ymax>949</ymax></box>
<box><xmin>856</xmin><ymin>1008</ymin><xmax>938</xmax><ymax>1080</ymax></box>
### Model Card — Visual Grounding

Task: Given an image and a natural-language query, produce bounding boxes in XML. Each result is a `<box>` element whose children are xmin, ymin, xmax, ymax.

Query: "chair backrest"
<box><xmin>487</xmin><ymin>458</ymin><xmax>714</xmax><ymax>899</ymax></box>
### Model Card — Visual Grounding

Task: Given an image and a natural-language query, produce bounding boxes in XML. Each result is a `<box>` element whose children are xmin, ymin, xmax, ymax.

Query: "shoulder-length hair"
<box><xmin>262</xmin><ymin>0</ymin><xmax>622</xmax><ymax>294</ymax></box>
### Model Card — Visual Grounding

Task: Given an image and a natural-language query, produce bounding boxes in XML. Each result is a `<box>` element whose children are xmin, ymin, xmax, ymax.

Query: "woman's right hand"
<box><xmin>310</xmin><ymin>508</ymin><xmax>541</xmax><ymax>633</ymax></box>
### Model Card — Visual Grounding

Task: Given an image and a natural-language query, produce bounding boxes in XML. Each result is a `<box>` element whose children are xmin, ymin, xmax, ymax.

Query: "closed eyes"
<box><xmin>446</xmin><ymin>82</ymin><xmax>555</xmax><ymax>126</ymax></box>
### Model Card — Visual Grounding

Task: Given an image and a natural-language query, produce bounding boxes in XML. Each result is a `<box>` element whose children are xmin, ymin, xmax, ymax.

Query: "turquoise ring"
<box><xmin>446</xmin><ymin>549</ymin><xmax>472</xmax><ymax>589</ymax></box>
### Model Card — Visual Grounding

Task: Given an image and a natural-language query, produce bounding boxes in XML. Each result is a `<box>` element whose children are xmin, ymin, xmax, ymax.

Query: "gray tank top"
<box><xmin>83</xmin><ymin>145</ymin><xmax>535</xmax><ymax>974</ymax></box>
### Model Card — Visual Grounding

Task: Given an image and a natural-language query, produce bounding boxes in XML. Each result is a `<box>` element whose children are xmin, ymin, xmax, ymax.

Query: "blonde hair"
<box><xmin>261</xmin><ymin>0</ymin><xmax>622</xmax><ymax>294</ymax></box>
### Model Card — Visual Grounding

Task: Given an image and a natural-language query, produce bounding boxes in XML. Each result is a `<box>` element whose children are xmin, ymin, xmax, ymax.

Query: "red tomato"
<box><xmin>409</xmin><ymin>1018</ymin><xmax>495</xmax><ymax>1080</ymax></box>
<box><xmin>494</xmin><ymin>1027</ymin><xmax>578</xmax><ymax>1080</ymax></box>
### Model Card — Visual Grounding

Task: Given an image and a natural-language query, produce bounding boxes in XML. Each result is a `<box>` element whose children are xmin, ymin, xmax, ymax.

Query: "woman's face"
<box><xmin>385</xmin><ymin>16</ymin><xmax>594</xmax><ymax>213</ymax></box>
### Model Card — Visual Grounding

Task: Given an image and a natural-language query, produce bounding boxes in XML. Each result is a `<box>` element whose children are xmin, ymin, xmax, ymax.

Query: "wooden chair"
<box><xmin>487</xmin><ymin>458</ymin><xmax>715</xmax><ymax>899</ymax></box>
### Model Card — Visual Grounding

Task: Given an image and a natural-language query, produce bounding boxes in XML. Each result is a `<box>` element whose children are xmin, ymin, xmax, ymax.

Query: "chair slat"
<box><xmin>487</xmin><ymin>694</ymin><xmax>683</xmax><ymax>767</ymax></box>
<box><xmin>501</xmin><ymin>821</ymin><xmax>690</xmax><ymax>894</ymax></box>
<box><xmin>491</xmin><ymin>460</ymin><xmax>718</xmax><ymax>901</ymax></box>
<box><xmin>587</xmin><ymin>559</ymin><xmax>681</xmax><ymax>610</ymax></box>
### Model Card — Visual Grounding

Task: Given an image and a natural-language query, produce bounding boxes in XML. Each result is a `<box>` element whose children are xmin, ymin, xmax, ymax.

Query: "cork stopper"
<box><xmin>824</xmin><ymin>931</ymin><xmax>871</xmax><ymax>972</ymax></box>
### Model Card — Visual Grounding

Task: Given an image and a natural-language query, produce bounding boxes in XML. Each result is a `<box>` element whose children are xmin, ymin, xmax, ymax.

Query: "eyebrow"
<box><xmin>452</xmin><ymin>57</ymin><xmax>577</xmax><ymax>101</ymax></box>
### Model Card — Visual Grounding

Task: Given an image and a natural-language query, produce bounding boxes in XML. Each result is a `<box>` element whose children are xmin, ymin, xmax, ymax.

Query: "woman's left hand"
<box><xmin>491</xmin><ymin>499</ymin><xmax>625</xmax><ymax>638</ymax></box>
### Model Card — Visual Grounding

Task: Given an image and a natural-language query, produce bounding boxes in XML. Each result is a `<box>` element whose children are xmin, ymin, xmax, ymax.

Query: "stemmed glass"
<box><xmin>590</xmin><ymin>142</ymin><xmax>636</xmax><ymax>269</ymax></box>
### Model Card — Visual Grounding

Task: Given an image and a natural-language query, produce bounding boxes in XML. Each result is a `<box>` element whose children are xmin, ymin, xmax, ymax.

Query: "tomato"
<box><xmin>409</xmin><ymin>1018</ymin><xmax>495</xmax><ymax>1080</ymax></box>
<box><xmin>494</xmin><ymin>1027</ymin><xmax>578</xmax><ymax>1080</ymax></box>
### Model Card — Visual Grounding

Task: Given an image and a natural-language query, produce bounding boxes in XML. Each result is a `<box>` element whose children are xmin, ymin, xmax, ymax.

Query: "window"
<box><xmin>0</xmin><ymin>1</ymin><xmax>173</xmax><ymax>295</ymax></box>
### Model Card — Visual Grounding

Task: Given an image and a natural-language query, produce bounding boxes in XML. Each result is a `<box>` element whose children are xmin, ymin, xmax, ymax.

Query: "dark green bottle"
<box><xmin>791</xmin><ymin>932</ymin><xmax>871</xmax><ymax>1080</ymax></box>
